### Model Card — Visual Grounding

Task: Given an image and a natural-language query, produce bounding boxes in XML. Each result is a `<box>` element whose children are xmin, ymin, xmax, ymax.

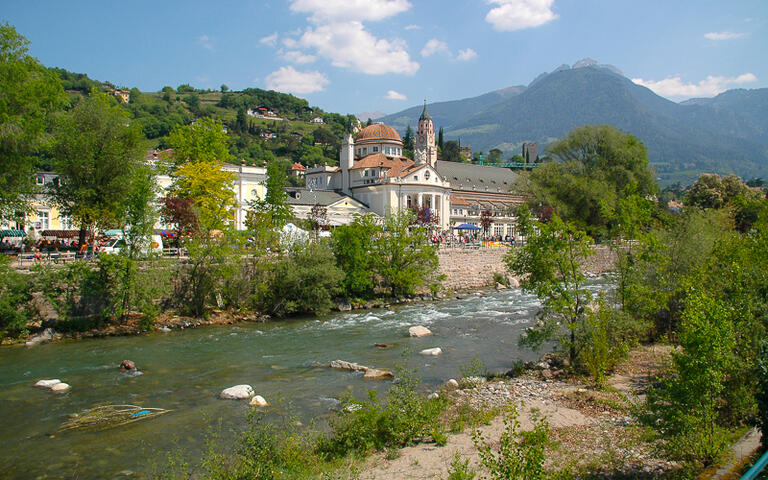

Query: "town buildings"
<box><xmin>303</xmin><ymin>104</ymin><xmax>525</xmax><ymax>237</ymax></box>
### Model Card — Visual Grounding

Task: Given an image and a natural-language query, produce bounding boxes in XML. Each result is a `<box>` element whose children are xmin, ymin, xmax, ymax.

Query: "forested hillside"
<box><xmin>48</xmin><ymin>68</ymin><xmax>358</xmax><ymax>170</ymax></box>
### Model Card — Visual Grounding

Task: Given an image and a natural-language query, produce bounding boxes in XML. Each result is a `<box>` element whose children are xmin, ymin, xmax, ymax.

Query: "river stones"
<box><xmin>35</xmin><ymin>379</ymin><xmax>70</xmax><ymax>393</ymax></box>
<box><xmin>330</xmin><ymin>360</ymin><xmax>394</xmax><ymax>380</ymax></box>
<box><xmin>249</xmin><ymin>395</ymin><xmax>269</xmax><ymax>407</ymax></box>
<box><xmin>220</xmin><ymin>385</ymin><xmax>254</xmax><ymax>400</ymax></box>
<box><xmin>445</xmin><ymin>378</ymin><xmax>459</xmax><ymax>389</ymax></box>
<box><xmin>409</xmin><ymin>326</ymin><xmax>432</xmax><ymax>337</ymax></box>
<box><xmin>419</xmin><ymin>347</ymin><xmax>442</xmax><ymax>356</ymax></box>
<box><xmin>330</xmin><ymin>360</ymin><xmax>367</xmax><ymax>372</ymax></box>
<box><xmin>363</xmin><ymin>369</ymin><xmax>395</xmax><ymax>380</ymax></box>
<box><xmin>35</xmin><ymin>379</ymin><xmax>62</xmax><ymax>388</ymax></box>
<box><xmin>25</xmin><ymin>328</ymin><xmax>56</xmax><ymax>347</ymax></box>
<box><xmin>50</xmin><ymin>382</ymin><xmax>71</xmax><ymax>393</ymax></box>
<box><xmin>120</xmin><ymin>360</ymin><xmax>136</xmax><ymax>371</ymax></box>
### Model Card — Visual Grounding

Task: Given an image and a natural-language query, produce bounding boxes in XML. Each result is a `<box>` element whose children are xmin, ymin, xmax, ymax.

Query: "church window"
<box><xmin>364</xmin><ymin>170</ymin><xmax>368</xmax><ymax>177</ymax></box>
<box><xmin>373</xmin><ymin>146</ymin><xmax>378</xmax><ymax>152</ymax></box>
<box><xmin>413</xmin><ymin>175</ymin><xmax>418</xmax><ymax>181</ymax></box>
<box><xmin>425</xmin><ymin>171</ymin><xmax>430</xmax><ymax>180</ymax></box>
<box><xmin>362</xmin><ymin>147</ymin><xmax>367</xmax><ymax>155</ymax></box>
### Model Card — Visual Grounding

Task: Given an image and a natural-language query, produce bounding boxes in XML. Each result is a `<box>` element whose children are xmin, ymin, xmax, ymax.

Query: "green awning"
<box><xmin>0</xmin><ymin>229</ymin><xmax>26</xmax><ymax>238</ymax></box>
<box><xmin>102</xmin><ymin>229</ymin><xmax>124</xmax><ymax>237</ymax></box>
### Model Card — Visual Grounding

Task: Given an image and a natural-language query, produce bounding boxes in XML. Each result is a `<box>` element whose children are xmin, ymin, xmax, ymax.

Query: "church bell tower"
<box><xmin>415</xmin><ymin>100</ymin><xmax>437</xmax><ymax>166</ymax></box>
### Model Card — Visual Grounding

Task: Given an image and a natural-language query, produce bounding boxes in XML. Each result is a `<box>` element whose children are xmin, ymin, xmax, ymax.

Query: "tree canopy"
<box><xmin>529</xmin><ymin>124</ymin><xmax>656</xmax><ymax>239</ymax></box>
<box><xmin>0</xmin><ymin>23</ymin><xmax>65</xmax><ymax>222</ymax></box>
<box><xmin>50</xmin><ymin>92</ymin><xmax>143</xmax><ymax>240</ymax></box>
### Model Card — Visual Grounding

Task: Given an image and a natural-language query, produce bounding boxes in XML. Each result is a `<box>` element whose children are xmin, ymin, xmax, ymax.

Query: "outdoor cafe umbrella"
<box><xmin>452</xmin><ymin>223</ymin><xmax>481</xmax><ymax>230</ymax></box>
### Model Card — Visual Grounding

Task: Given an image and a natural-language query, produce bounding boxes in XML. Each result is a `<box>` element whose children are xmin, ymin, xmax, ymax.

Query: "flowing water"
<box><xmin>0</xmin><ymin>280</ymin><xmax>608</xmax><ymax>479</ymax></box>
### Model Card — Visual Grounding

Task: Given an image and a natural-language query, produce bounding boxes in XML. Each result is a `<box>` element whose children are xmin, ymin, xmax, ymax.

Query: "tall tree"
<box><xmin>506</xmin><ymin>206</ymin><xmax>595</xmax><ymax>364</ymax></box>
<box><xmin>50</xmin><ymin>92</ymin><xmax>143</xmax><ymax>244</ymax></box>
<box><xmin>166</xmin><ymin>117</ymin><xmax>237</xmax><ymax>232</ymax></box>
<box><xmin>371</xmin><ymin>210</ymin><xmax>439</xmax><ymax>297</ymax></box>
<box><xmin>437</xmin><ymin>127</ymin><xmax>444</xmax><ymax>150</ymax></box>
<box><xmin>530</xmin><ymin>124</ymin><xmax>656</xmax><ymax>239</ymax></box>
<box><xmin>246</xmin><ymin>161</ymin><xmax>293</xmax><ymax>249</ymax></box>
<box><xmin>0</xmin><ymin>23</ymin><xmax>65</xmax><ymax>222</ymax></box>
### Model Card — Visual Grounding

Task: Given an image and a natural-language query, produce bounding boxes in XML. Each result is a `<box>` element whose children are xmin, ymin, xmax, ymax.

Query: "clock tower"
<box><xmin>414</xmin><ymin>100</ymin><xmax>437</xmax><ymax>166</ymax></box>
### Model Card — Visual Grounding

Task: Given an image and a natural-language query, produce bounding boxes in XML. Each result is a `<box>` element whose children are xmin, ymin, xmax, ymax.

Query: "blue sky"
<box><xmin>2</xmin><ymin>0</ymin><xmax>766</xmax><ymax>116</ymax></box>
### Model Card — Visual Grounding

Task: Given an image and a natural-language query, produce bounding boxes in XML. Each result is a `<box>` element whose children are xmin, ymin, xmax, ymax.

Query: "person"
<box><xmin>33</xmin><ymin>248</ymin><xmax>42</xmax><ymax>263</ymax></box>
<box><xmin>79</xmin><ymin>241</ymin><xmax>88</xmax><ymax>259</ymax></box>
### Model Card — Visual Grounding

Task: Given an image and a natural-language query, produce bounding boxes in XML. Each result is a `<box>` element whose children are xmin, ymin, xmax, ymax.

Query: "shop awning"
<box><xmin>0</xmin><ymin>229</ymin><xmax>26</xmax><ymax>238</ymax></box>
<box><xmin>453</xmin><ymin>224</ymin><xmax>481</xmax><ymax>230</ymax></box>
<box><xmin>41</xmin><ymin>230</ymin><xmax>80</xmax><ymax>238</ymax></box>
<box><xmin>102</xmin><ymin>229</ymin><xmax>124</xmax><ymax>237</ymax></box>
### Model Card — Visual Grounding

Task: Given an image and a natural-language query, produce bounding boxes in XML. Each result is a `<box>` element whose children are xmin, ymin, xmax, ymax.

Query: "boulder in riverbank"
<box><xmin>220</xmin><ymin>385</ymin><xmax>254</xmax><ymax>400</ymax></box>
<box><xmin>120</xmin><ymin>360</ymin><xmax>136</xmax><ymax>371</ymax></box>
<box><xmin>419</xmin><ymin>347</ymin><xmax>442</xmax><ymax>356</ymax></box>
<box><xmin>409</xmin><ymin>326</ymin><xmax>432</xmax><ymax>337</ymax></box>
<box><xmin>25</xmin><ymin>328</ymin><xmax>56</xmax><ymax>347</ymax></box>
<box><xmin>249</xmin><ymin>395</ymin><xmax>269</xmax><ymax>407</ymax></box>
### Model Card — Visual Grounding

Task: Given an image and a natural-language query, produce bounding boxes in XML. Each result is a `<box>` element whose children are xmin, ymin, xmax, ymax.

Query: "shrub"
<box><xmin>444</xmin><ymin>452</ymin><xmax>477</xmax><ymax>480</ymax></box>
<box><xmin>252</xmin><ymin>240</ymin><xmax>344</xmax><ymax>317</ymax></box>
<box><xmin>757</xmin><ymin>338</ymin><xmax>768</xmax><ymax>450</ymax></box>
<box><xmin>472</xmin><ymin>406</ymin><xmax>551</xmax><ymax>480</ymax></box>
<box><xmin>317</xmin><ymin>368</ymin><xmax>448</xmax><ymax>458</ymax></box>
<box><xmin>0</xmin><ymin>256</ymin><xmax>33</xmax><ymax>339</ymax></box>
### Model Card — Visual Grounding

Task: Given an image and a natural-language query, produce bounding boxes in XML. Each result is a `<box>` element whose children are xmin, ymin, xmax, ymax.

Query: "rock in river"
<box><xmin>419</xmin><ymin>347</ymin><xmax>442</xmax><ymax>356</ymax></box>
<box><xmin>220</xmin><ymin>385</ymin><xmax>254</xmax><ymax>400</ymax></box>
<box><xmin>35</xmin><ymin>379</ymin><xmax>62</xmax><ymax>388</ymax></box>
<box><xmin>409</xmin><ymin>326</ymin><xmax>432</xmax><ymax>337</ymax></box>
<box><xmin>50</xmin><ymin>382</ymin><xmax>71</xmax><ymax>393</ymax></box>
<box><xmin>25</xmin><ymin>328</ymin><xmax>56</xmax><ymax>347</ymax></box>
<box><xmin>363</xmin><ymin>368</ymin><xmax>395</xmax><ymax>380</ymax></box>
<box><xmin>120</xmin><ymin>360</ymin><xmax>136</xmax><ymax>371</ymax></box>
<box><xmin>249</xmin><ymin>395</ymin><xmax>269</xmax><ymax>407</ymax></box>
<box><xmin>330</xmin><ymin>360</ymin><xmax>367</xmax><ymax>372</ymax></box>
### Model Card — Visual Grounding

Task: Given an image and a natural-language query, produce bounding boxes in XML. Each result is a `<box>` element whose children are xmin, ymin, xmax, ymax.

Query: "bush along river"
<box><xmin>0</xmin><ymin>279</ymin><xmax>609</xmax><ymax>479</ymax></box>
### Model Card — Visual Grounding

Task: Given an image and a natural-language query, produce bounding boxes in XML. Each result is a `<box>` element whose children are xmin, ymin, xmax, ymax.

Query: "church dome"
<box><xmin>356</xmin><ymin>123</ymin><xmax>403</xmax><ymax>145</ymax></box>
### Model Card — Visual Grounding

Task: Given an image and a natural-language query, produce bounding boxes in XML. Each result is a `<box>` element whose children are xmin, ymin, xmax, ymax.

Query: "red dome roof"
<box><xmin>356</xmin><ymin>123</ymin><xmax>402</xmax><ymax>144</ymax></box>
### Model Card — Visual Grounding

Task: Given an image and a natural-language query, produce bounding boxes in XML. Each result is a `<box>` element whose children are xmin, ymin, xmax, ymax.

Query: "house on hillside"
<box><xmin>311</xmin><ymin>117</ymin><xmax>324</xmax><ymax>124</ymax></box>
<box><xmin>290</xmin><ymin>162</ymin><xmax>307</xmax><ymax>177</ymax></box>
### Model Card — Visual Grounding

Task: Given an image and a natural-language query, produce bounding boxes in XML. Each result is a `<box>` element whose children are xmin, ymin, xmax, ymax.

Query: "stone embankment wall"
<box><xmin>438</xmin><ymin>245</ymin><xmax>616</xmax><ymax>292</ymax></box>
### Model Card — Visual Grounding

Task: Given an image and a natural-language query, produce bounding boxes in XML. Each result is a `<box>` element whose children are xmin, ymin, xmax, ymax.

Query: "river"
<box><xmin>0</xmin><ymin>279</ymin><xmax>608</xmax><ymax>479</ymax></box>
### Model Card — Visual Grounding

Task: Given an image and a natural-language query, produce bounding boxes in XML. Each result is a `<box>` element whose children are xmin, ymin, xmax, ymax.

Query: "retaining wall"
<box><xmin>437</xmin><ymin>245</ymin><xmax>616</xmax><ymax>292</ymax></box>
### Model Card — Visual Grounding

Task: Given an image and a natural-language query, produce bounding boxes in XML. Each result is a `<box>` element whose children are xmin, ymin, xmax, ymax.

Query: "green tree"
<box><xmin>166</xmin><ymin>117</ymin><xmax>236</xmax><ymax>232</ymax></box>
<box><xmin>505</xmin><ymin>206</ymin><xmax>595</xmax><ymax>365</ymax></box>
<box><xmin>530</xmin><ymin>124</ymin><xmax>656</xmax><ymax>239</ymax></box>
<box><xmin>220</xmin><ymin>84</ymin><xmax>229</xmax><ymax>93</ymax></box>
<box><xmin>648</xmin><ymin>291</ymin><xmax>736</xmax><ymax>466</ymax></box>
<box><xmin>684</xmin><ymin>173</ymin><xmax>759</xmax><ymax>210</ymax></box>
<box><xmin>371</xmin><ymin>210</ymin><xmax>439</xmax><ymax>297</ymax></box>
<box><xmin>442</xmin><ymin>140</ymin><xmax>461</xmax><ymax>162</ymax></box>
<box><xmin>438</xmin><ymin>127</ymin><xmax>444</xmax><ymax>150</ymax></box>
<box><xmin>246</xmin><ymin>161</ymin><xmax>293</xmax><ymax>249</ymax></box>
<box><xmin>0</xmin><ymin>23</ymin><xmax>65</xmax><ymax>222</ymax></box>
<box><xmin>119</xmin><ymin>164</ymin><xmax>159</xmax><ymax>258</ymax></box>
<box><xmin>488</xmin><ymin>148</ymin><xmax>502</xmax><ymax>163</ymax></box>
<box><xmin>331</xmin><ymin>214</ymin><xmax>380</xmax><ymax>298</ymax></box>
<box><xmin>167</xmin><ymin>116</ymin><xmax>232</xmax><ymax>165</ymax></box>
<box><xmin>50</xmin><ymin>92</ymin><xmax>144</xmax><ymax>244</ymax></box>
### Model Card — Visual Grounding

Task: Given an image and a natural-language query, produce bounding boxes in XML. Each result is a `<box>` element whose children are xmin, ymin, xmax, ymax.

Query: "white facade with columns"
<box><xmin>305</xmin><ymin>107</ymin><xmax>451</xmax><ymax>229</ymax></box>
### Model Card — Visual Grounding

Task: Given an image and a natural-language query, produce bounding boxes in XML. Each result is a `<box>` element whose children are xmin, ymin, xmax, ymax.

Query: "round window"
<box><xmin>425</xmin><ymin>171</ymin><xmax>430</xmax><ymax>180</ymax></box>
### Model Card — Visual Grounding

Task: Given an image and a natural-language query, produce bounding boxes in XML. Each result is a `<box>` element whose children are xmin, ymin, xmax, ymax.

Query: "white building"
<box><xmin>305</xmin><ymin>104</ymin><xmax>452</xmax><ymax>229</ymax></box>
<box><xmin>303</xmin><ymin>104</ymin><xmax>525</xmax><ymax>234</ymax></box>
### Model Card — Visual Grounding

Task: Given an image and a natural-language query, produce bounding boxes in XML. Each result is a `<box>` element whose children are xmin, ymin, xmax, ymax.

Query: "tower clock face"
<box><xmin>418</xmin><ymin>134</ymin><xmax>425</xmax><ymax>144</ymax></box>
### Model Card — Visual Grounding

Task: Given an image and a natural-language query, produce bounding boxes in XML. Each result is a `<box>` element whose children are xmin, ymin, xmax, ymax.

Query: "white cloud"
<box><xmin>298</xmin><ymin>21</ymin><xmax>419</xmax><ymax>75</ymax></box>
<box><xmin>404</xmin><ymin>24</ymin><xmax>421</xmax><ymax>30</ymax></box>
<box><xmin>283</xmin><ymin>50</ymin><xmax>316</xmax><ymax>64</ymax></box>
<box><xmin>421</xmin><ymin>38</ymin><xmax>450</xmax><ymax>57</ymax></box>
<box><xmin>704</xmin><ymin>31</ymin><xmax>745</xmax><ymax>40</ymax></box>
<box><xmin>260</xmin><ymin>32</ymin><xmax>278</xmax><ymax>47</ymax></box>
<box><xmin>632</xmin><ymin>73</ymin><xmax>757</xmax><ymax>98</ymax></box>
<box><xmin>290</xmin><ymin>0</ymin><xmax>411</xmax><ymax>23</ymax></box>
<box><xmin>386</xmin><ymin>90</ymin><xmax>407</xmax><ymax>100</ymax></box>
<box><xmin>197</xmin><ymin>34</ymin><xmax>214</xmax><ymax>51</ymax></box>
<box><xmin>265</xmin><ymin>66</ymin><xmax>329</xmax><ymax>94</ymax></box>
<box><xmin>456</xmin><ymin>48</ymin><xmax>477</xmax><ymax>61</ymax></box>
<box><xmin>485</xmin><ymin>0</ymin><xmax>558</xmax><ymax>31</ymax></box>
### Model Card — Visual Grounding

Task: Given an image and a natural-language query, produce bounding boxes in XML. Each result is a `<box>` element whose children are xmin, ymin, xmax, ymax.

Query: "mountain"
<box><xmin>357</xmin><ymin>110</ymin><xmax>386</xmax><ymax>121</ymax></box>
<box><xmin>378</xmin><ymin>85</ymin><xmax>525</xmax><ymax>132</ymax></box>
<box><xmin>384</xmin><ymin>61</ymin><xmax>768</xmax><ymax>185</ymax></box>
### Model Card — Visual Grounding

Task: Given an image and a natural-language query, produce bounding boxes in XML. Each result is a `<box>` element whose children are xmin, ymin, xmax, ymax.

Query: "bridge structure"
<box><xmin>471</xmin><ymin>160</ymin><xmax>539</xmax><ymax>170</ymax></box>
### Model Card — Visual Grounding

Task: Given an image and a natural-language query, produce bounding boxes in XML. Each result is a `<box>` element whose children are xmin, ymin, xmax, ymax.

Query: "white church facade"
<box><xmin>305</xmin><ymin>104</ymin><xmax>452</xmax><ymax>229</ymax></box>
<box><xmin>304</xmin><ymin>103</ymin><xmax>526</xmax><ymax>236</ymax></box>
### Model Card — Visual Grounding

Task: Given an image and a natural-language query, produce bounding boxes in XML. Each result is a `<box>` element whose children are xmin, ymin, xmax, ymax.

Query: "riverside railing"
<box><xmin>741</xmin><ymin>448</ymin><xmax>768</xmax><ymax>480</ymax></box>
